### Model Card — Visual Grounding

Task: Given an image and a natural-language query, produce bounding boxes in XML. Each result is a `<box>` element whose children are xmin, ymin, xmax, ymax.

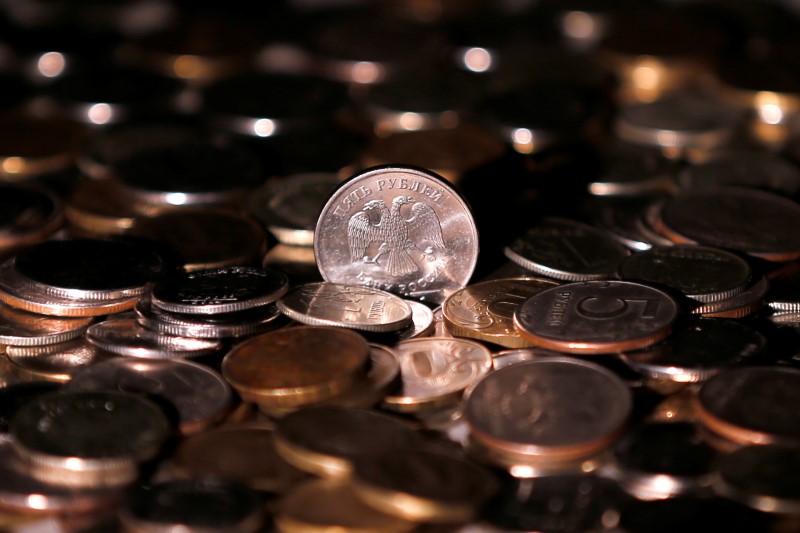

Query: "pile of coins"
<box><xmin>4</xmin><ymin>0</ymin><xmax>800</xmax><ymax>532</ymax></box>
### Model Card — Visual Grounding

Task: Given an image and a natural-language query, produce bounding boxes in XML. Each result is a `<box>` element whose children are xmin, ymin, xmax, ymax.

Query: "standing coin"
<box><xmin>277</xmin><ymin>282</ymin><xmax>412</xmax><ymax>333</ymax></box>
<box><xmin>315</xmin><ymin>165</ymin><xmax>479</xmax><ymax>304</ymax></box>
<box><xmin>514</xmin><ymin>281</ymin><xmax>679</xmax><ymax>354</ymax></box>
<box><xmin>442</xmin><ymin>277</ymin><xmax>559</xmax><ymax>348</ymax></box>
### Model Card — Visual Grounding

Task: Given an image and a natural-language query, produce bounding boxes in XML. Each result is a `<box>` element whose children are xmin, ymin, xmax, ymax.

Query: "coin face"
<box><xmin>443</xmin><ymin>277</ymin><xmax>559</xmax><ymax>348</ymax></box>
<box><xmin>514</xmin><ymin>280</ymin><xmax>679</xmax><ymax>354</ymax></box>
<box><xmin>315</xmin><ymin>165</ymin><xmax>479</xmax><ymax>304</ymax></box>
<box><xmin>464</xmin><ymin>358</ymin><xmax>632</xmax><ymax>461</ymax></box>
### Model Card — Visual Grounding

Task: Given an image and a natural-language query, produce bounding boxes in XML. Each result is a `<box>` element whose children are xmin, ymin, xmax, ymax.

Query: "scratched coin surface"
<box><xmin>465</xmin><ymin>358</ymin><xmax>632</xmax><ymax>462</ymax></box>
<box><xmin>442</xmin><ymin>277</ymin><xmax>559</xmax><ymax>348</ymax></box>
<box><xmin>315</xmin><ymin>165</ymin><xmax>479</xmax><ymax>304</ymax></box>
<box><xmin>514</xmin><ymin>280</ymin><xmax>679</xmax><ymax>354</ymax></box>
<box><xmin>382</xmin><ymin>337</ymin><xmax>492</xmax><ymax>413</ymax></box>
<box><xmin>276</xmin><ymin>282</ymin><xmax>412</xmax><ymax>333</ymax></box>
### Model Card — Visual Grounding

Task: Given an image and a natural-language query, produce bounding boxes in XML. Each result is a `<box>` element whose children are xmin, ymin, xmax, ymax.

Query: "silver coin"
<box><xmin>276</xmin><ymin>282</ymin><xmax>412</xmax><ymax>333</ymax></box>
<box><xmin>6</xmin><ymin>337</ymin><xmax>109</xmax><ymax>383</ymax></box>
<box><xmin>0</xmin><ymin>301</ymin><xmax>92</xmax><ymax>347</ymax></box>
<box><xmin>86</xmin><ymin>319</ymin><xmax>223</xmax><ymax>358</ymax></box>
<box><xmin>315</xmin><ymin>165</ymin><xmax>479</xmax><ymax>304</ymax></box>
<box><xmin>67</xmin><ymin>357</ymin><xmax>232</xmax><ymax>435</ymax></box>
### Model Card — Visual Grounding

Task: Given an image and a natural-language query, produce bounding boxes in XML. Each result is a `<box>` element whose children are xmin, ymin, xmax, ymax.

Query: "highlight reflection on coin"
<box><xmin>315</xmin><ymin>165</ymin><xmax>479</xmax><ymax>304</ymax></box>
<box><xmin>514</xmin><ymin>280</ymin><xmax>679</xmax><ymax>354</ymax></box>
<box><xmin>443</xmin><ymin>277</ymin><xmax>559</xmax><ymax>348</ymax></box>
<box><xmin>382</xmin><ymin>337</ymin><xmax>492</xmax><ymax>413</ymax></box>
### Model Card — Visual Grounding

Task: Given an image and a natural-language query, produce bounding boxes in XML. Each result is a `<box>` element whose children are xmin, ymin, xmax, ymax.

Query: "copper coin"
<box><xmin>656</xmin><ymin>188</ymin><xmax>800</xmax><ymax>262</ymax></box>
<box><xmin>0</xmin><ymin>184</ymin><xmax>63</xmax><ymax>249</ymax></box>
<box><xmin>0</xmin><ymin>113</ymin><xmax>85</xmax><ymax>179</ymax></box>
<box><xmin>464</xmin><ymin>357</ymin><xmax>632</xmax><ymax>462</ymax></box>
<box><xmin>221</xmin><ymin>326</ymin><xmax>370</xmax><ymax>408</ymax></box>
<box><xmin>514</xmin><ymin>280</ymin><xmax>679</xmax><ymax>354</ymax></box>
<box><xmin>695</xmin><ymin>366</ymin><xmax>800</xmax><ymax>447</ymax></box>
<box><xmin>0</xmin><ymin>301</ymin><xmax>92</xmax><ymax>347</ymax></box>
<box><xmin>442</xmin><ymin>277</ymin><xmax>559</xmax><ymax>348</ymax></box>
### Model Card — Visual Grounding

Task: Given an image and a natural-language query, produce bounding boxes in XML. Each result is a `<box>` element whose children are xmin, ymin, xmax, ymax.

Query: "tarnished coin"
<box><xmin>276</xmin><ymin>282</ymin><xmax>412</xmax><ymax>333</ymax></box>
<box><xmin>248</xmin><ymin>173</ymin><xmax>342</xmax><ymax>247</ymax></box>
<box><xmin>86</xmin><ymin>319</ymin><xmax>223</xmax><ymax>359</ymax></box>
<box><xmin>619</xmin><ymin>318</ymin><xmax>766</xmax><ymax>383</ymax></box>
<box><xmin>314</xmin><ymin>165</ymin><xmax>479</xmax><ymax>304</ymax></box>
<box><xmin>382</xmin><ymin>337</ymin><xmax>492</xmax><ymax>413</ymax></box>
<box><xmin>464</xmin><ymin>358</ymin><xmax>632</xmax><ymax>464</ymax></box>
<box><xmin>442</xmin><ymin>277</ymin><xmax>559</xmax><ymax>348</ymax></box>
<box><xmin>221</xmin><ymin>326</ymin><xmax>370</xmax><ymax>408</ymax></box>
<box><xmin>276</xmin><ymin>478</ymin><xmax>415</xmax><ymax>533</ymax></box>
<box><xmin>151</xmin><ymin>266</ymin><xmax>288</xmax><ymax>315</ymax></box>
<box><xmin>504</xmin><ymin>218</ymin><xmax>629</xmax><ymax>281</ymax></box>
<box><xmin>351</xmin><ymin>449</ymin><xmax>497</xmax><ymax>523</ymax></box>
<box><xmin>172</xmin><ymin>424</ymin><xmax>308</xmax><ymax>493</ymax></box>
<box><xmin>120</xmin><ymin>479</ymin><xmax>264</xmax><ymax>533</ymax></box>
<box><xmin>713</xmin><ymin>445</ymin><xmax>800</xmax><ymax>514</ymax></box>
<box><xmin>695</xmin><ymin>366</ymin><xmax>800</xmax><ymax>447</ymax></box>
<box><xmin>6</xmin><ymin>337</ymin><xmax>109</xmax><ymax>383</ymax></box>
<box><xmin>618</xmin><ymin>245</ymin><xmax>752</xmax><ymax>303</ymax></box>
<box><xmin>10</xmin><ymin>390</ymin><xmax>169</xmax><ymax>487</ymax></box>
<box><xmin>67</xmin><ymin>358</ymin><xmax>232</xmax><ymax>435</ymax></box>
<box><xmin>0</xmin><ymin>301</ymin><xmax>92</xmax><ymax>347</ymax></box>
<box><xmin>656</xmin><ymin>188</ymin><xmax>800</xmax><ymax>262</ymax></box>
<box><xmin>274</xmin><ymin>406</ymin><xmax>418</xmax><ymax>478</ymax></box>
<box><xmin>514</xmin><ymin>281</ymin><xmax>679</xmax><ymax>354</ymax></box>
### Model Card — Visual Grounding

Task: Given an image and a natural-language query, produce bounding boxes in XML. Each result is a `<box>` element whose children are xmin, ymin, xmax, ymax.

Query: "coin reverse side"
<box><xmin>315</xmin><ymin>165</ymin><xmax>479</xmax><ymax>304</ymax></box>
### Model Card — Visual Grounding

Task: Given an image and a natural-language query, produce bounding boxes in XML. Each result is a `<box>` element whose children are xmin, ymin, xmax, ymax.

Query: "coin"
<box><xmin>0</xmin><ymin>301</ymin><xmax>92</xmax><ymax>347</ymax></box>
<box><xmin>677</xmin><ymin>150</ymin><xmax>800</xmax><ymax>197</ymax></box>
<box><xmin>0</xmin><ymin>382</ymin><xmax>61</xmax><ymax>433</ymax></box>
<box><xmin>119</xmin><ymin>479</ymin><xmax>264</xmax><ymax>533</ymax></box>
<box><xmin>615</xmin><ymin>496</ymin><xmax>773</xmax><ymax>533</ymax></box>
<box><xmin>0</xmin><ymin>184</ymin><xmax>63</xmax><ymax>249</ymax></box>
<box><xmin>465</xmin><ymin>358</ymin><xmax>632</xmax><ymax>463</ymax></box>
<box><xmin>618</xmin><ymin>245</ymin><xmax>752</xmax><ymax>303</ymax></box>
<box><xmin>67</xmin><ymin>357</ymin><xmax>232</xmax><ymax>435</ymax></box>
<box><xmin>619</xmin><ymin>318</ymin><xmax>766</xmax><ymax>383</ymax></box>
<box><xmin>221</xmin><ymin>326</ymin><xmax>370</xmax><ymax>408</ymax></box>
<box><xmin>151</xmin><ymin>266</ymin><xmax>288</xmax><ymax>315</ymax></box>
<box><xmin>6</xmin><ymin>337</ymin><xmax>109</xmax><ymax>383</ymax></box>
<box><xmin>695</xmin><ymin>366</ymin><xmax>800</xmax><ymax>447</ymax></box>
<box><xmin>712</xmin><ymin>445</ymin><xmax>800</xmax><ymax>514</ymax></box>
<box><xmin>0</xmin><ymin>113</ymin><xmax>85</xmax><ymax>179</ymax></box>
<box><xmin>86</xmin><ymin>319</ymin><xmax>223</xmax><ymax>359</ymax></box>
<box><xmin>276</xmin><ymin>282</ymin><xmax>412</xmax><ymax>333</ymax></box>
<box><xmin>691</xmin><ymin>275</ymin><xmax>768</xmax><ymax>319</ymax></box>
<box><xmin>172</xmin><ymin>424</ymin><xmax>308</xmax><ymax>493</ymax></box>
<box><xmin>10</xmin><ymin>390</ymin><xmax>169</xmax><ymax>487</ymax></box>
<box><xmin>504</xmin><ymin>218</ymin><xmax>629</xmax><ymax>281</ymax></box>
<box><xmin>64</xmin><ymin>178</ymin><xmax>139</xmax><ymax>237</ymax></box>
<box><xmin>273</xmin><ymin>406</ymin><xmax>418</xmax><ymax>478</ymax></box>
<box><xmin>382</xmin><ymin>337</ymin><xmax>492</xmax><ymax>413</ymax></box>
<box><xmin>314</xmin><ymin>165</ymin><xmax>479</xmax><ymax>304</ymax></box>
<box><xmin>656</xmin><ymin>188</ymin><xmax>800</xmax><ymax>262</ymax></box>
<box><xmin>608</xmin><ymin>422</ymin><xmax>715</xmax><ymax>501</ymax></box>
<box><xmin>442</xmin><ymin>277</ymin><xmax>559</xmax><ymax>348</ymax></box>
<box><xmin>514</xmin><ymin>280</ymin><xmax>679</xmax><ymax>354</ymax></box>
<box><xmin>276</xmin><ymin>478</ymin><xmax>415</xmax><ymax>533</ymax></box>
<box><xmin>586</xmin><ymin>141</ymin><xmax>674</xmax><ymax>197</ymax></box>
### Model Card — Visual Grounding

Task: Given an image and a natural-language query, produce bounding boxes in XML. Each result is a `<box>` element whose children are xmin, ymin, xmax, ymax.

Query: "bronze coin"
<box><xmin>514</xmin><ymin>280</ymin><xmax>679</xmax><ymax>354</ymax></box>
<box><xmin>695</xmin><ymin>366</ymin><xmax>800</xmax><ymax>447</ymax></box>
<box><xmin>465</xmin><ymin>358</ymin><xmax>632</xmax><ymax>462</ymax></box>
<box><xmin>221</xmin><ymin>326</ymin><xmax>370</xmax><ymax>408</ymax></box>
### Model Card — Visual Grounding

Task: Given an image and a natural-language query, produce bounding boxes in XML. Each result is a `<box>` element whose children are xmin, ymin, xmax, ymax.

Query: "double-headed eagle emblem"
<box><xmin>348</xmin><ymin>196</ymin><xmax>445</xmax><ymax>277</ymax></box>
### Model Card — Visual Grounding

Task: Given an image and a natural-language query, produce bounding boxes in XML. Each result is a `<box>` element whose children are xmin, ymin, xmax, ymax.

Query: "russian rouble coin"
<box><xmin>315</xmin><ymin>165</ymin><xmax>479</xmax><ymax>304</ymax></box>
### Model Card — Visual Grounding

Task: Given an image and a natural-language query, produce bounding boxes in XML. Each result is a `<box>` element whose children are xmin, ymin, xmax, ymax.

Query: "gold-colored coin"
<box><xmin>276</xmin><ymin>478</ymin><xmax>415</xmax><ymax>533</ymax></box>
<box><xmin>64</xmin><ymin>179</ymin><xmax>139</xmax><ymax>237</ymax></box>
<box><xmin>442</xmin><ymin>277</ymin><xmax>559</xmax><ymax>348</ymax></box>
<box><xmin>221</xmin><ymin>326</ymin><xmax>370</xmax><ymax>408</ymax></box>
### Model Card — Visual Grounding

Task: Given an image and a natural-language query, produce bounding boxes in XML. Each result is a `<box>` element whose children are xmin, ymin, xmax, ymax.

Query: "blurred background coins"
<box><xmin>67</xmin><ymin>358</ymin><xmax>231</xmax><ymax>435</ymax></box>
<box><xmin>274</xmin><ymin>406</ymin><xmax>418</xmax><ymax>478</ymax></box>
<box><xmin>9</xmin><ymin>390</ymin><xmax>169</xmax><ymax>488</ymax></box>
<box><xmin>221</xmin><ymin>326</ymin><xmax>370</xmax><ymax>410</ymax></box>
<box><xmin>314</xmin><ymin>165</ymin><xmax>479</xmax><ymax>305</ymax></box>
<box><xmin>383</xmin><ymin>337</ymin><xmax>492</xmax><ymax>413</ymax></box>
<box><xmin>277</xmin><ymin>282</ymin><xmax>412</xmax><ymax>333</ymax></box>
<box><xmin>442</xmin><ymin>277</ymin><xmax>559</xmax><ymax>348</ymax></box>
<box><xmin>514</xmin><ymin>280</ymin><xmax>679</xmax><ymax>354</ymax></box>
<box><xmin>86</xmin><ymin>319</ymin><xmax>223</xmax><ymax>359</ymax></box>
<box><xmin>0</xmin><ymin>184</ymin><xmax>63</xmax><ymax>250</ymax></box>
<box><xmin>504</xmin><ymin>218</ymin><xmax>629</xmax><ymax>281</ymax></box>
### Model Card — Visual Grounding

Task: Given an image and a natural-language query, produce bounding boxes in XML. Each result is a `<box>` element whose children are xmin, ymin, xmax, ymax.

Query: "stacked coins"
<box><xmin>4</xmin><ymin>1</ymin><xmax>800</xmax><ymax>532</ymax></box>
